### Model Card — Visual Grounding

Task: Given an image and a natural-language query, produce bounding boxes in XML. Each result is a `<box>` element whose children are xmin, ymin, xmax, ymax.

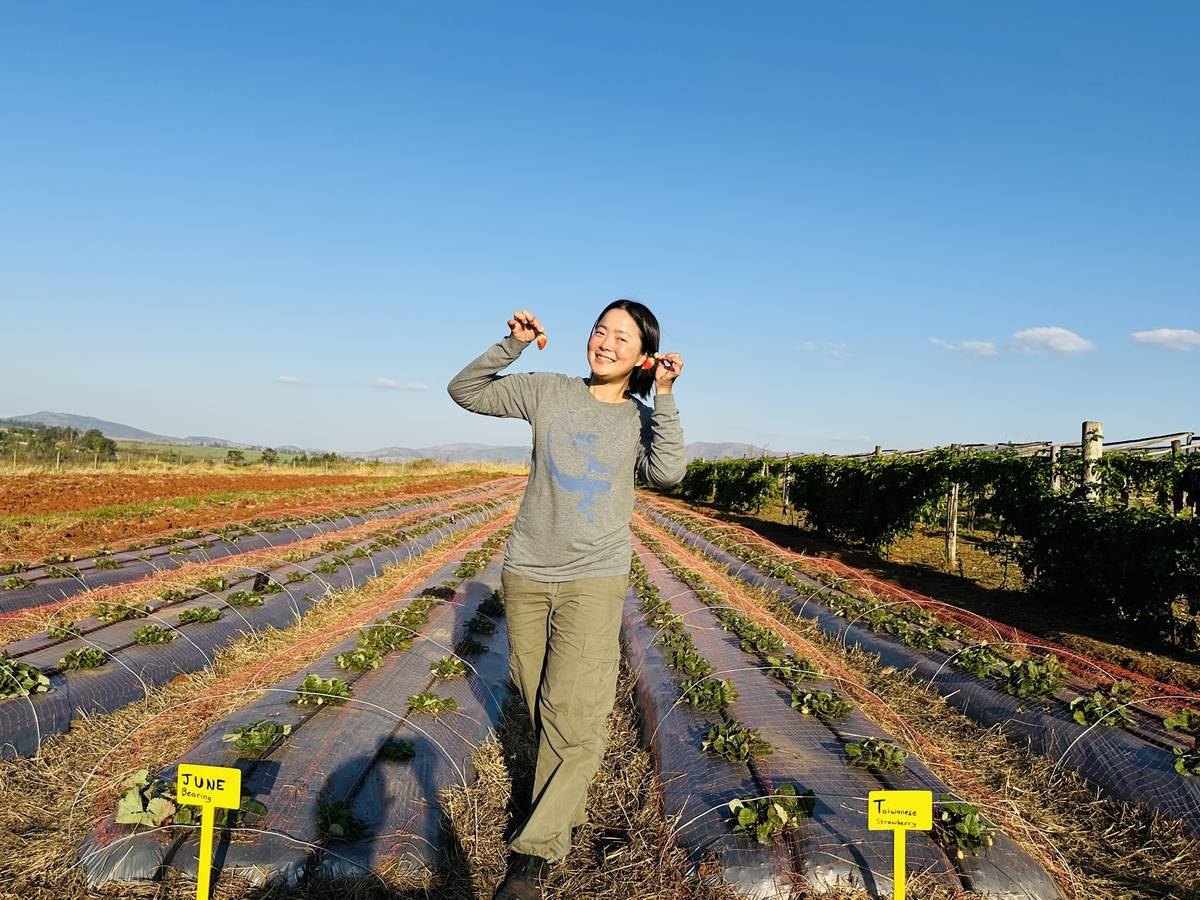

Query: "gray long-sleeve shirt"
<box><xmin>447</xmin><ymin>334</ymin><xmax>686</xmax><ymax>581</ymax></box>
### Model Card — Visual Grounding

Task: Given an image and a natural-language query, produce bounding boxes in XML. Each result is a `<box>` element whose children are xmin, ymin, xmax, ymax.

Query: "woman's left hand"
<box><xmin>654</xmin><ymin>352</ymin><xmax>684</xmax><ymax>393</ymax></box>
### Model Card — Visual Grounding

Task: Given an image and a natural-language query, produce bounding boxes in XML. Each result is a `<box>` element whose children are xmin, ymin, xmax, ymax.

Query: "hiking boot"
<box><xmin>493</xmin><ymin>852</ymin><xmax>552</xmax><ymax>900</ymax></box>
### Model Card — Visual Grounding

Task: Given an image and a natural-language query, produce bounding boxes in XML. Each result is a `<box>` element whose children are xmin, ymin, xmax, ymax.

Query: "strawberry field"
<box><xmin>1</xmin><ymin>470</ymin><xmax>1198</xmax><ymax>899</ymax></box>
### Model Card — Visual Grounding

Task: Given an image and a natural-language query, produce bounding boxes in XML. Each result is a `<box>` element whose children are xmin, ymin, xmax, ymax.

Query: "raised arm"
<box><xmin>635</xmin><ymin>392</ymin><xmax>686</xmax><ymax>488</ymax></box>
<box><xmin>446</xmin><ymin>310</ymin><xmax>546</xmax><ymax>421</ymax></box>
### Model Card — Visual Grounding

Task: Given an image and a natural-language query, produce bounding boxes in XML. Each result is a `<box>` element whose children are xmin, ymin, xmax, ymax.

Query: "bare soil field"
<box><xmin>0</xmin><ymin>471</ymin><xmax>515</xmax><ymax>561</ymax></box>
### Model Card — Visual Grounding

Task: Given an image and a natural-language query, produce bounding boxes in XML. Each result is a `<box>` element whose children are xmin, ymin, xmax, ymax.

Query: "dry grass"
<box><xmin>635</xmin><ymin>514</ymin><xmax>1200</xmax><ymax>900</ymax></box>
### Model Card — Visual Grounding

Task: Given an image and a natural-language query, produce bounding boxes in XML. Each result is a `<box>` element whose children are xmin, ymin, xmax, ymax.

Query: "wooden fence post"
<box><xmin>1173</xmin><ymin>439</ymin><xmax>1185</xmax><ymax>514</ymax></box>
<box><xmin>1082</xmin><ymin>420</ymin><xmax>1103</xmax><ymax>501</ymax></box>
<box><xmin>873</xmin><ymin>445</ymin><xmax>882</xmax><ymax>457</ymax></box>
<box><xmin>946</xmin><ymin>443</ymin><xmax>960</xmax><ymax>572</ymax></box>
<box><xmin>1050</xmin><ymin>445</ymin><xmax>1061</xmax><ymax>493</ymax></box>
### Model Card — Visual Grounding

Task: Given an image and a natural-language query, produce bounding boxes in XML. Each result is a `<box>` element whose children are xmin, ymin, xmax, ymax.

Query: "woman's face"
<box><xmin>587</xmin><ymin>307</ymin><xmax>646</xmax><ymax>382</ymax></box>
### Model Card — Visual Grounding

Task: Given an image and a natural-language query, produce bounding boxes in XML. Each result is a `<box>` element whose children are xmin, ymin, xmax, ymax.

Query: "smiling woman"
<box><xmin>446</xmin><ymin>299</ymin><xmax>686</xmax><ymax>899</ymax></box>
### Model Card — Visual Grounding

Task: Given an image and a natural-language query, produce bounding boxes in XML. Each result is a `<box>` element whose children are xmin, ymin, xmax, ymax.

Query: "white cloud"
<box><xmin>373</xmin><ymin>378</ymin><xmax>428</xmax><ymax>391</ymax></box>
<box><xmin>1130</xmin><ymin>328</ymin><xmax>1200</xmax><ymax>351</ymax></box>
<box><xmin>799</xmin><ymin>340</ymin><xmax>849</xmax><ymax>358</ymax></box>
<box><xmin>1010</xmin><ymin>326</ymin><xmax>1095</xmax><ymax>355</ymax></box>
<box><xmin>930</xmin><ymin>337</ymin><xmax>998</xmax><ymax>357</ymax></box>
<box><xmin>276</xmin><ymin>375</ymin><xmax>305</xmax><ymax>384</ymax></box>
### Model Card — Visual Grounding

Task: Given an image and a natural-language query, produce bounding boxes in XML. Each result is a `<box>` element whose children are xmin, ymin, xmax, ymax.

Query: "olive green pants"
<box><xmin>501</xmin><ymin>568</ymin><xmax>629</xmax><ymax>863</ymax></box>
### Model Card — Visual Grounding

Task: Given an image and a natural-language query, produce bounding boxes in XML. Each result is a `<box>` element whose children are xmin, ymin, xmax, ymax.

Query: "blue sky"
<box><xmin>2</xmin><ymin>2</ymin><xmax>1196</xmax><ymax>454</ymax></box>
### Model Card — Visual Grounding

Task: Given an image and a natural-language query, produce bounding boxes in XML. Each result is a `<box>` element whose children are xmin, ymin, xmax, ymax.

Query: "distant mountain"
<box><xmin>348</xmin><ymin>444</ymin><xmax>532</xmax><ymax>464</ymax></box>
<box><xmin>685</xmin><ymin>442</ymin><xmax>770</xmax><ymax>461</ymax></box>
<box><xmin>3</xmin><ymin>411</ymin><xmax>772</xmax><ymax>465</ymax></box>
<box><xmin>4</xmin><ymin>411</ymin><xmax>178</xmax><ymax>442</ymax></box>
<box><xmin>182</xmin><ymin>436</ymin><xmax>256</xmax><ymax>450</ymax></box>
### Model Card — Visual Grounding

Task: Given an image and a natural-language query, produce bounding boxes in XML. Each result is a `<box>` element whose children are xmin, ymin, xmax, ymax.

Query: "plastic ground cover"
<box><xmin>0</xmin><ymin>480</ymin><xmax>515</xmax><ymax>615</ymax></box>
<box><xmin>623</xmin><ymin>556</ymin><xmax>795</xmax><ymax>898</ymax></box>
<box><xmin>76</xmin><ymin>555</ymin><xmax>508</xmax><ymax>890</ymax></box>
<box><xmin>321</xmin><ymin>560</ymin><xmax>509</xmax><ymax>880</ymax></box>
<box><xmin>635</xmin><ymin>537</ymin><xmax>1063</xmax><ymax>899</ymax></box>
<box><xmin>640</xmin><ymin>504</ymin><xmax>1200</xmax><ymax>847</ymax></box>
<box><xmin>0</xmin><ymin>500</ymin><xmax>512</xmax><ymax>759</ymax></box>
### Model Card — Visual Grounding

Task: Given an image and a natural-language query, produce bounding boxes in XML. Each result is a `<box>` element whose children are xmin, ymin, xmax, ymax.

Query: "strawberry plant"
<box><xmin>0</xmin><ymin>562</ymin><xmax>27</xmax><ymax>575</ymax></box>
<box><xmin>1000</xmin><ymin>655</ymin><xmax>1067</xmax><ymax>700</ymax></box>
<box><xmin>658</xmin><ymin>629</ymin><xmax>695</xmax><ymax>652</ymax></box>
<box><xmin>668</xmin><ymin>648</ymin><xmax>714</xmax><ymax>679</ymax></box>
<box><xmin>844</xmin><ymin>738</ymin><xmax>907</xmax><ymax>773</ymax></box>
<box><xmin>132</xmin><ymin>624</ymin><xmax>176</xmax><ymax>645</ymax></box>
<box><xmin>61</xmin><ymin>647</ymin><xmax>108</xmax><ymax>670</ymax></box>
<box><xmin>0</xmin><ymin>655</ymin><xmax>51</xmax><ymax>698</ymax></box>
<box><xmin>455</xmin><ymin>636</ymin><xmax>487</xmax><ymax>656</ymax></box>
<box><xmin>336</xmin><ymin>647</ymin><xmax>383</xmax><ymax>672</ymax></box>
<box><xmin>173</xmin><ymin>792</ymin><xmax>267</xmax><ymax>828</ymax></box>
<box><xmin>1173</xmin><ymin>747</ymin><xmax>1200</xmax><ymax>777</ymax></box>
<box><xmin>727</xmin><ymin>784</ymin><xmax>815</xmax><ymax>845</ymax></box>
<box><xmin>765</xmin><ymin>654</ymin><xmax>819</xmax><ymax>683</ymax></box>
<box><xmin>93</xmin><ymin>557</ymin><xmax>121</xmax><ymax>570</ymax></box>
<box><xmin>479</xmin><ymin>589</ymin><xmax>505</xmax><ymax>617</ymax></box>
<box><xmin>158</xmin><ymin>588</ymin><xmax>188</xmax><ymax>603</ymax></box>
<box><xmin>286</xmin><ymin>570</ymin><xmax>309</xmax><ymax>583</ymax></box>
<box><xmin>466</xmin><ymin>614</ymin><xmax>495</xmax><ymax>635</ymax></box>
<box><xmin>380</xmin><ymin>739</ymin><xmax>416</xmax><ymax>761</ymax></box>
<box><xmin>681</xmin><ymin>676</ymin><xmax>738</xmax><ymax>712</ymax></box>
<box><xmin>222</xmin><ymin>720</ymin><xmax>293</xmax><ymax>756</ymax></box>
<box><xmin>2</xmin><ymin>576</ymin><xmax>32</xmax><ymax>591</ymax></box>
<box><xmin>115</xmin><ymin>768</ymin><xmax>176</xmax><ymax>827</ymax></box>
<box><xmin>196</xmin><ymin>576</ymin><xmax>226</xmax><ymax>593</ymax></box>
<box><xmin>1070</xmin><ymin>680</ymin><xmax>1137</xmax><ymax>728</ymax></box>
<box><xmin>44</xmin><ymin>565</ymin><xmax>81</xmax><ymax>579</ymax></box>
<box><xmin>934</xmin><ymin>794</ymin><xmax>994</xmax><ymax>859</ymax></box>
<box><xmin>178</xmin><ymin>606</ymin><xmax>221</xmax><ymax>625</ymax></box>
<box><xmin>315</xmin><ymin>560</ymin><xmax>342</xmax><ymax>575</ymax></box>
<box><xmin>294</xmin><ymin>674</ymin><xmax>352</xmax><ymax>706</ymax></box>
<box><xmin>420</xmin><ymin>585</ymin><xmax>457</xmax><ymax>600</ymax></box>
<box><xmin>358</xmin><ymin>620</ymin><xmax>413</xmax><ymax>654</ymax></box>
<box><xmin>954</xmin><ymin>644</ymin><xmax>1006</xmax><ymax>679</ymax></box>
<box><xmin>431</xmin><ymin>656</ymin><xmax>468</xmax><ymax>679</ymax></box>
<box><xmin>46</xmin><ymin>620</ymin><xmax>79</xmax><ymax>639</ymax></box>
<box><xmin>701</xmin><ymin>721</ymin><xmax>773</xmax><ymax>762</ymax></box>
<box><xmin>225</xmin><ymin>590</ymin><xmax>264</xmax><ymax>608</ymax></box>
<box><xmin>790</xmin><ymin>689</ymin><xmax>853</xmax><ymax>719</ymax></box>
<box><xmin>1164</xmin><ymin>708</ymin><xmax>1200</xmax><ymax>745</ymax></box>
<box><xmin>407</xmin><ymin>691</ymin><xmax>459</xmax><ymax>716</ymax></box>
<box><xmin>318</xmin><ymin>800</ymin><xmax>369</xmax><ymax>840</ymax></box>
<box><xmin>96</xmin><ymin>602</ymin><xmax>149</xmax><ymax>623</ymax></box>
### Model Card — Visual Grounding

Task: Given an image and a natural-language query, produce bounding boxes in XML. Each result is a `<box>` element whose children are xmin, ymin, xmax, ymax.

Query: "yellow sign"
<box><xmin>867</xmin><ymin>791</ymin><xmax>932</xmax><ymax>900</ymax></box>
<box><xmin>177</xmin><ymin>764</ymin><xmax>241</xmax><ymax>809</ymax></box>
<box><xmin>868</xmin><ymin>790</ymin><xmax>932</xmax><ymax>831</ymax></box>
<box><xmin>176</xmin><ymin>764</ymin><xmax>242</xmax><ymax>900</ymax></box>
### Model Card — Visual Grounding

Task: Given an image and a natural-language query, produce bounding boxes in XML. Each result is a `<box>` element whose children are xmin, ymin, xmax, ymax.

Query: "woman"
<box><xmin>447</xmin><ymin>299</ymin><xmax>686</xmax><ymax>899</ymax></box>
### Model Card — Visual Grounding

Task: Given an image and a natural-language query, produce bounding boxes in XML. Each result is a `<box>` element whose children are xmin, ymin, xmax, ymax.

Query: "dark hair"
<box><xmin>590</xmin><ymin>298</ymin><xmax>661</xmax><ymax>401</ymax></box>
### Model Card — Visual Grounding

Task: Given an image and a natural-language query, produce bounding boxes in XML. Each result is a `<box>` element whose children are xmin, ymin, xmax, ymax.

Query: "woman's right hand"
<box><xmin>508</xmin><ymin>309</ymin><xmax>544</xmax><ymax>343</ymax></box>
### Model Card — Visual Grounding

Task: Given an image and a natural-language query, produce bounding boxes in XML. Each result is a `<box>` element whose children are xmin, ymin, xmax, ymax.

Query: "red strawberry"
<box><xmin>536</xmin><ymin>332</ymin><xmax>548</xmax><ymax>350</ymax></box>
<box><xmin>640</xmin><ymin>355</ymin><xmax>656</xmax><ymax>370</ymax></box>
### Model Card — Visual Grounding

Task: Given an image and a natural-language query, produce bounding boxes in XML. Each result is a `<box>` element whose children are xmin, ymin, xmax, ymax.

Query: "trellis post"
<box><xmin>1082</xmin><ymin>420</ymin><xmax>1103</xmax><ymax>501</ymax></box>
<box><xmin>946</xmin><ymin>444</ymin><xmax>960</xmax><ymax>571</ymax></box>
